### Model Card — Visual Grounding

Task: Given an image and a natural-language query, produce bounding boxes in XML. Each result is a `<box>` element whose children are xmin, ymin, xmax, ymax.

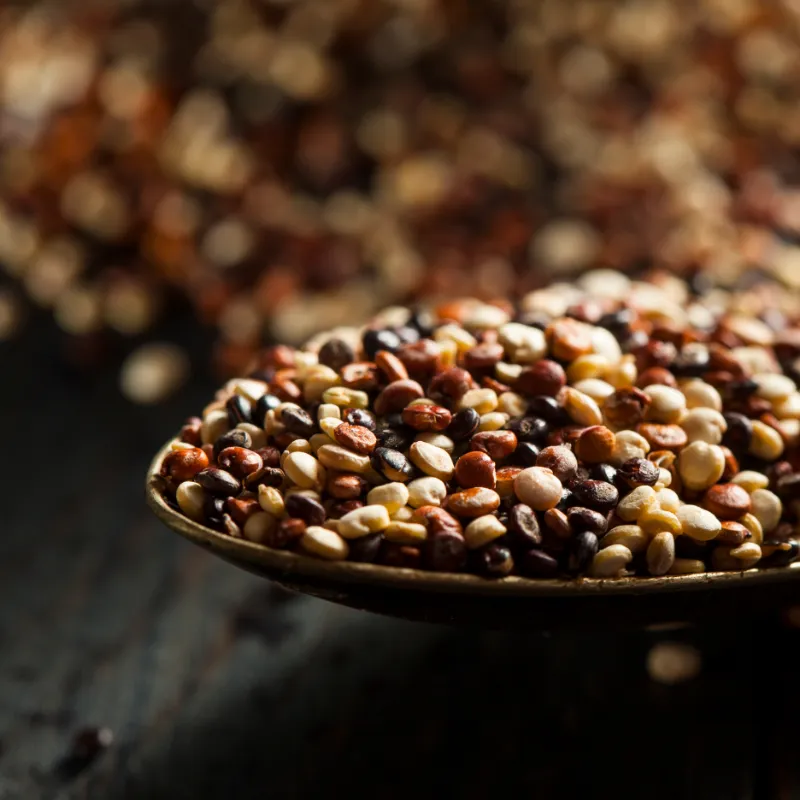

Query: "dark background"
<box><xmin>1</xmin><ymin>313</ymin><xmax>800</xmax><ymax>799</ymax></box>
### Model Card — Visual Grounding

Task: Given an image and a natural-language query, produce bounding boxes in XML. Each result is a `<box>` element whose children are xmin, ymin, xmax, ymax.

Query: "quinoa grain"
<box><xmin>161</xmin><ymin>275</ymin><xmax>798</xmax><ymax>581</ymax></box>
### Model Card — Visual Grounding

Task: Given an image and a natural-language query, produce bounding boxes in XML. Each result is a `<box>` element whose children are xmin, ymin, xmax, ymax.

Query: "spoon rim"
<box><xmin>147</xmin><ymin>437</ymin><xmax>800</xmax><ymax>598</ymax></box>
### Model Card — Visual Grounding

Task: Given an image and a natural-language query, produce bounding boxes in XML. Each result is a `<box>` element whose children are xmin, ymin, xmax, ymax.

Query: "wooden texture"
<box><xmin>1</xmin><ymin>320</ymin><xmax>799</xmax><ymax>799</ymax></box>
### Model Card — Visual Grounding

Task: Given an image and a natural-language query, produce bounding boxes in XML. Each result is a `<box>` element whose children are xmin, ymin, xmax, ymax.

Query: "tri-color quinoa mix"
<box><xmin>157</xmin><ymin>270</ymin><xmax>800</xmax><ymax>579</ymax></box>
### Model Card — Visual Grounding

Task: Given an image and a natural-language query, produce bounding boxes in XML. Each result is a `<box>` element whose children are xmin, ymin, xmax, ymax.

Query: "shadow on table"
<box><xmin>88</xmin><ymin>599</ymin><xmax>792</xmax><ymax>800</ymax></box>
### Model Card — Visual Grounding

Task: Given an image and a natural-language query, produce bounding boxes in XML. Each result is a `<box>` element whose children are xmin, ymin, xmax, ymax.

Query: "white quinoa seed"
<box><xmin>384</xmin><ymin>521</ymin><xmax>429</xmax><ymax>545</ymax></box>
<box><xmin>639</xmin><ymin>507</ymin><xmax>682</xmax><ymax>536</ymax></box>
<box><xmin>120</xmin><ymin>342</ymin><xmax>189</xmax><ymax>404</ymax></box>
<box><xmin>366</xmin><ymin>482</ymin><xmax>410</xmax><ymax>514</ymax></box>
<box><xmin>590</xmin><ymin>545</ymin><xmax>633</xmax><ymax>578</ymax></box>
<box><xmin>301</xmin><ymin>526</ymin><xmax>349</xmax><ymax>560</ymax></box>
<box><xmin>338</xmin><ymin>505</ymin><xmax>391</xmax><ymax>539</ymax></box>
<box><xmin>753</xmin><ymin>372</ymin><xmax>796</xmax><ymax>401</ymax></box>
<box><xmin>750</xmin><ymin>489</ymin><xmax>783</xmax><ymax>534</ymax></box>
<box><xmin>176</xmin><ymin>481</ymin><xmax>206</xmax><ymax>522</ymax></box>
<box><xmin>647</xmin><ymin>532</ymin><xmax>676</xmax><ymax>576</ymax></box>
<box><xmin>677</xmin><ymin>505</ymin><xmax>722</xmax><ymax>542</ymax></box>
<box><xmin>602</xmin><ymin>525</ymin><xmax>648</xmax><ymax>554</ymax></box>
<box><xmin>680</xmin><ymin>407</ymin><xmax>727</xmax><ymax>445</ymax></box>
<box><xmin>644</xmin><ymin>384</ymin><xmax>686</xmax><ymax>424</ymax></box>
<box><xmin>731</xmin><ymin>471</ymin><xmax>770</xmax><ymax>493</ymax></box>
<box><xmin>409</xmin><ymin>441</ymin><xmax>455</xmax><ymax>480</ymax></box>
<box><xmin>514</xmin><ymin>467</ymin><xmax>563</xmax><ymax>511</ymax></box>
<box><xmin>748</xmin><ymin>420</ymin><xmax>785</xmax><ymax>461</ymax></box>
<box><xmin>317</xmin><ymin>444</ymin><xmax>372</xmax><ymax>474</ymax></box>
<box><xmin>616</xmin><ymin>485</ymin><xmax>658</xmax><ymax>522</ymax></box>
<box><xmin>407</xmin><ymin>476</ymin><xmax>448</xmax><ymax>508</ymax></box>
<box><xmin>463</xmin><ymin>515</ymin><xmax>507</xmax><ymax>549</ymax></box>
<box><xmin>677</xmin><ymin>441</ymin><xmax>725</xmax><ymax>491</ymax></box>
<box><xmin>283</xmin><ymin>451</ymin><xmax>326</xmax><ymax>489</ymax></box>
<box><xmin>243</xmin><ymin>512</ymin><xmax>277</xmax><ymax>544</ymax></box>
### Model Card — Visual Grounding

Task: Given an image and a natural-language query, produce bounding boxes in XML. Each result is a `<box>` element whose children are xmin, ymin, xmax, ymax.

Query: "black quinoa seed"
<box><xmin>363</xmin><ymin>328</ymin><xmax>402</xmax><ymax>359</ymax></box>
<box><xmin>515</xmin><ymin>442</ymin><xmax>541</xmax><ymax>467</ymax></box>
<box><xmin>520</xmin><ymin>549</ymin><xmax>560</xmax><ymax>578</ymax></box>
<box><xmin>423</xmin><ymin>530</ymin><xmax>468</xmax><ymax>572</ymax></box>
<box><xmin>377</xmin><ymin>426</ymin><xmax>414</xmax><ymax>450</ymax></box>
<box><xmin>447</xmin><ymin>408</ymin><xmax>481</xmax><ymax>441</ymax></box>
<box><xmin>393</xmin><ymin>325</ymin><xmax>421</xmax><ymax>345</ymax></box>
<box><xmin>556</xmin><ymin>487</ymin><xmax>574</xmax><ymax>512</ymax></box>
<box><xmin>226</xmin><ymin>394</ymin><xmax>252</xmax><ymax>426</ymax></box>
<box><xmin>245</xmin><ymin>466</ymin><xmax>285</xmax><ymax>490</ymax></box>
<box><xmin>724</xmin><ymin>379</ymin><xmax>759</xmax><ymax>399</ymax></box>
<box><xmin>507</xmin><ymin>503</ymin><xmax>542</xmax><ymax>548</ymax></box>
<box><xmin>568</xmin><ymin>531</ymin><xmax>599</xmax><ymax>573</ymax></box>
<box><xmin>528</xmin><ymin>395</ymin><xmax>570</xmax><ymax>426</ymax></box>
<box><xmin>318</xmin><ymin>338</ymin><xmax>356</xmax><ymax>371</ymax></box>
<box><xmin>590</xmin><ymin>463</ymin><xmax>618</xmax><ymax>484</ymax></box>
<box><xmin>195</xmin><ymin>467</ymin><xmax>241</xmax><ymax>496</ymax></box>
<box><xmin>285</xmin><ymin>494</ymin><xmax>326</xmax><ymax>526</ymax></box>
<box><xmin>474</xmin><ymin>542</ymin><xmax>515</xmax><ymax>577</ymax></box>
<box><xmin>722</xmin><ymin>412</ymin><xmax>753</xmax><ymax>453</ymax></box>
<box><xmin>761</xmin><ymin>541</ymin><xmax>800</xmax><ymax>569</ymax></box>
<box><xmin>371</xmin><ymin>447</ymin><xmax>415</xmax><ymax>482</ymax></box>
<box><xmin>204</xmin><ymin>495</ymin><xmax>227</xmax><ymax>529</ymax></box>
<box><xmin>598</xmin><ymin>308</ymin><xmax>636</xmax><ymax>340</ymax></box>
<box><xmin>280</xmin><ymin>406</ymin><xmax>317</xmax><ymax>438</ymax></box>
<box><xmin>407</xmin><ymin>309</ymin><xmax>436</xmax><ymax>337</ymax></box>
<box><xmin>254</xmin><ymin>393</ymin><xmax>281</xmax><ymax>423</ymax></box>
<box><xmin>617</xmin><ymin>458</ymin><xmax>660</xmax><ymax>488</ymax></box>
<box><xmin>213</xmin><ymin>428</ymin><xmax>253</xmax><ymax>457</ymax></box>
<box><xmin>506</xmin><ymin>416</ymin><xmax>548</xmax><ymax>445</ymax></box>
<box><xmin>672</xmin><ymin>347</ymin><xmax>710</xmax><ymax>377</ymax></box>
<box><xmin>343</xmin><ymin>408</ymin><xmax>377</xmax><ymax>431</ymax></box>
<box><xmin>348</xmin><ymin>532</ymin><xmax>383</xmax><ymax>563</ymax></box>
<box><xmin>567</xmin><ymin>507</ymin><xmax>608</xmax><ymax>535</ymax></box>
<box><xmin>570</xmin><ymin>480</ymin><xmax>619</xmax><ymax>514</ymax></box>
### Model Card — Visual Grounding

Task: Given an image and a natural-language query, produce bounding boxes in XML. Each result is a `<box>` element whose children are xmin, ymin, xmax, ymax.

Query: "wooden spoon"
<box><xmin>147</xmin><ymin>437</ymin><xmax>800</xmax><ymax>631</ymax></box>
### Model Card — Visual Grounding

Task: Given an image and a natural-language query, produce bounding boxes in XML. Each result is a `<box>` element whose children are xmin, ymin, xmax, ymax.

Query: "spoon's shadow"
<box><xmin>87</xmin><ymin>595</ymin><xmax>788</xmax><ymax>800</ymax></box>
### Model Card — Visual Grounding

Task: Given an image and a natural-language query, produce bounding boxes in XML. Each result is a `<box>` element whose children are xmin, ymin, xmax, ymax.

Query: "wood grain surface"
<box><xmin>1</xmin><ymin>319</ymin><xmax>799</xmax><ymax>799</ymax></box>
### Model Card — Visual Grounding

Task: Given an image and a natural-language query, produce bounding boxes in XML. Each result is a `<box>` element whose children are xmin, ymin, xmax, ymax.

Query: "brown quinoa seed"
<box><xmin>446</xmin><ymin>487</ymin><xmax>502</xmax><ymax>518</ymax></box>
<box><xmin>396</xmin><ymin>341</ymin><xmax>441</xmax><ymax>381</ymax></box>
<box><xmin>339</xmin><ymin>363</ymin><xmax>377</xmax><ymax>391</ymax></box>
<box><xmin>637</xmin><ymin>367</ymin><xmax>678</xmax><ymax>389</ymax></box>
<box><xmin>546</xmin><ymin>319</ymin><xmax>593</xmax><ymax>362</ymax></box>
<box><xmin>217</xmin><ymin>447</ymin><xmax>263</xmax><ymax>479</ymax></box>
<box><xmin>703</xmin><ymin>484</ymin><xmax>752</xmax><ymax>520</ymax></box>
<box><xmin>333</xmin><ymin>423</ymin><xmax>378</xmax><ymax>454</ymax></box>
<box><xmin>464</xmin><ymin>342</ymin><xmax>504</xmax><ymax>371</ymax></box>
<box><xmin>455</xmin><ymin>451</ymin><xmax>497</xmax><ymax>490</ymax></box>
<box><xmin>428</xmin><ymin>368</ymin><xmax>475</xmax><ymax>407</ymax></box>
<box><xmin>327</xmin><ymin>473</ymin><xmax>368</xmax><ymax>500</ymax></box>
<box><xmin>637</xmin><ymin>424</ymin><xmax>688</xmax><ymax>452</ymax></box>
<box><xmin>535</xmin><ymin>446</ymin><xmax>578</xmax><ymax>483</ymax></box>
<box><xmin>718</xmin><ymin>521</ymin><xmax>752</xmax><ymax>547</ymax></box>
<box><xmin>603</xmin><ymin>388</ymin><xmax>651</xmax><ymax>430</ymax></box>
<box><xmin>469</xmin><ymin>430</ymin><xmax>518</xmax><ymax>461</ymax></box>
<box><xmin>374</xmin><ymin>380</ymin><xmax>425</xmax><ymax>415</ymax></box>
<box><xmin>163</xmin><ymin>446</ymin><xmax>209</xmax><ymax>483</ymax></box>
<box><xmin>375</xmin><ymin>350</ymin><xmax>409</xmax><ymax>383</ymax></box>
<box><xmin>516</xmin><ymin>360</ymin><xmax>566</xmax><ymax>397</ymax></box>
<box><xmin>574</xmin><ymin>426</ymin><xmax>616</xmax><ymax>464</ymax></box>
<box><xmin>401</xmin><ymin>403</ymin><xmax>452</xmax><ymax>432</ymax></box>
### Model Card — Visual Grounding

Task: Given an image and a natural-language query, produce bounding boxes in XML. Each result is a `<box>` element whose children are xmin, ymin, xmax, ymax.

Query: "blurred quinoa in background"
<box><xmin>1</xmin><ymin>0</ymin><xmax>800</xmax><ymax>397</ymax></box>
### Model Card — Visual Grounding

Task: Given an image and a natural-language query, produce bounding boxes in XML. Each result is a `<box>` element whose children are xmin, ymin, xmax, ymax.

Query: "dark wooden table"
<box><xmin>2</xmin><ymin>318</ymin><xmax>799</xmax><ymax>800</ymax></box>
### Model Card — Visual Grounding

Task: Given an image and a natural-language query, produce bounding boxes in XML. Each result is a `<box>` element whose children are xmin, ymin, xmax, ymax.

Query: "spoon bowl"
<box><xmin>147</xmin><ymin>439</ymin><xmax>800</xmax><ymax>631</ymax></box>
